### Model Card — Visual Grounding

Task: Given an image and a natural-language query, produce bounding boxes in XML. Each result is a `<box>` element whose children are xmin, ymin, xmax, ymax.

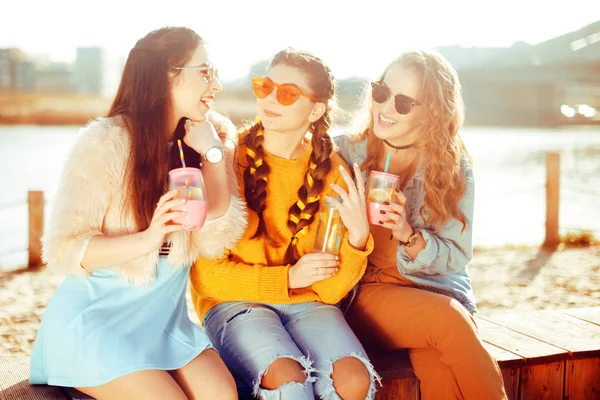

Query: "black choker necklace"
<box><xmin>383</xmin><ymin>139</ymin><xmax>414</xmax><ymax>150</ymax></box>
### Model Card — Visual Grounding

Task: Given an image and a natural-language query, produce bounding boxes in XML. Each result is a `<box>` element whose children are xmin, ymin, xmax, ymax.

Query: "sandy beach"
<box><xmin>1</xmin><ymin>245</ymin><xmax>599</xmax><ymax>357</ymax></box>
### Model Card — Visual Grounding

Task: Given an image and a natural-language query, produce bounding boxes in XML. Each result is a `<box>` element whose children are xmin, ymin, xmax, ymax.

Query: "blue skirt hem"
<box><xmin>31</xmin><ymin>344</ymin><xmax>214</xmax><ymax>388</ymax></box>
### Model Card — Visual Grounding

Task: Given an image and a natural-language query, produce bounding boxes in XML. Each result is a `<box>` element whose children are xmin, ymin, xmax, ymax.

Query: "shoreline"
<box><xmin>1</xmin><ymin>93</ymin><xmax>599</xmax><ymax>128</ymax></box>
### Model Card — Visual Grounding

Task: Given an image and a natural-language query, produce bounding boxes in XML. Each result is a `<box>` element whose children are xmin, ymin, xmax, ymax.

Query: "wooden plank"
<box><xmin>482</xmin><ymin>310</ymin><xmax>600</xmax><ymax>359</ymax></box>
<box><xmin>375</xmin><ymin>378</ymin><xmax>419</xmax><ymax>400</ymax></box>
<box><xmin>519</xmin><ymin>361</ymin><xmax>564</xmax><ymax>400</ymax></box>
<box><xmin>0</xmin><ymin>357</ymin><xmax>64</xmax><ymax>400</ymax></box>
<box><xmin>482</xmin><ymin>341</ymin><xmax>524</xmax><ymax>369</ymax></box>
<box><xmin>481</xmin><ymin>338</ymin><xmax>523</xmax><ymax>400</ymax></box>
<box><xmin>480</xmin><ymin>330</ymin><xmax>564</xmax><ymax>400</ymax></box>
<box><xmin>564</xmin><ymin>358</ymin><xmax>600</xmax><ymax>400</ymax></box>
<box><xmin>369</xmin><ymin>349</ymin><xmax>420</xmax><ymax>400</ymax></box>
<box><xmin>500</xmin><ymin>367</ymin><xmax>520</xmax><ymax>400</ymax></box>
<box><xmin>562</xmin><ymin>307</ymin><xmax>600</xmax><ymax>327</ymax></box>
<box><xmin>543</xmin><ymin>152</ymin><xmax>560</xmax><ymax>248</ymax></box>
<box><xmin>0</xmin><ymin>376</ymin><xmax>6</xmax><ymax>400</ymax></box>
<box><xmin>368</xmin><ymin>349</ymin><xmax>416</xmax><ymax>380</ymax></box>
<box><xmin>477</xmin><ymin>317</ymin><xmax>569</xmax><ymax>365</ymax></box>
<box><xmin>27</xmin><ymin>190</ymin><xmax>44</xmax><ymax>267</ymax></box>
<box><xmin>60</xmin><ymin>387</ymin><xmax>95</xmax><ymax>400</ymax></box>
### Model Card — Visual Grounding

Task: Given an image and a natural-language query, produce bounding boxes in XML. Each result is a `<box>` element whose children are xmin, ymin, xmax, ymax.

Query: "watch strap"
<box><xmin>398</xmin><ymin>226</ymin><xmax>418</xmax><ymax>247</ymax></box>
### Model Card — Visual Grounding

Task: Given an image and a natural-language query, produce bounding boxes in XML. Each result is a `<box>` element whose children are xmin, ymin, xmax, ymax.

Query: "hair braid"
<box><xmin>279</xmin><ymin>54</ymin><xmax>336</xmax><ymax>265</ymax></box>
<box><xmin>283</xmin><ymin>111</ymin><xmax>334</xmax><ymax>264</ymax></box>
<box><xmin>242</xmin><ymin>121</ymin><xmax>276</xmax><ymax>242</ymax></box>
<box><xmin>246</xmin><ymin>48</ymin><xmax>337</xmax><ymax>263</ymax></box>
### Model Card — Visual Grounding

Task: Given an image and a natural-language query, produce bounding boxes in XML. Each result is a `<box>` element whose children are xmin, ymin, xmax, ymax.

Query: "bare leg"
<box><xmin>331</xmin><ymin>356</ymin><xmax>370</xmax><ymax>400</ymax></box>
<box><xmin>260</xmin><ymin>357</ymin><xmax>307</xmax><ymax>390</ymax></box>
<box><xmin>76</xmin><ymin>369</ymin><xmax>186</xmax><ymax>400</ymax></box>
<box><xmin>170</xmin><ymin>349</ymin><xmax>238</xmax><ymax>400</ymax></box>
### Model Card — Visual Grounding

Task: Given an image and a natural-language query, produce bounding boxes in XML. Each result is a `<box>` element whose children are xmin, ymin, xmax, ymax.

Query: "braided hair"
<box><xmin>242</xmin><ymin>48</ymin><xmax>336</xmax><ymax>264</ymax></box>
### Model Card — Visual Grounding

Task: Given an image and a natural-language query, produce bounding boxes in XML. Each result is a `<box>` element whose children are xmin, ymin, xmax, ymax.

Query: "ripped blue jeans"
<box><xmin>204</xmin><ymin>301</ymin><xmax>380</xmax><ymax>400</ymax></box>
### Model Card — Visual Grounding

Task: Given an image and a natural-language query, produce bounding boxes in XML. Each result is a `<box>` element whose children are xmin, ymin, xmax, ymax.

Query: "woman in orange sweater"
<box><xmin>190</xmin><ymin>48</ymin><xmax>380</xmax><ymax>399</ymax></box>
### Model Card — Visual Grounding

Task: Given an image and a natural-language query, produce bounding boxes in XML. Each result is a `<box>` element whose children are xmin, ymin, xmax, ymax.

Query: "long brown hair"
<box><xmin>355</xmin><ymin>50</ymin><xmax>470</xmax><ymax>231</ymax></box>
<box><xmin>242</xmin><ymin>48</ymin><xmax>336</xmax><ymax>265</ymax></box>
<box><xmin>108</xmin><ymin>27</ymin><xmax>203</xmax><ymax>231</ymax></box>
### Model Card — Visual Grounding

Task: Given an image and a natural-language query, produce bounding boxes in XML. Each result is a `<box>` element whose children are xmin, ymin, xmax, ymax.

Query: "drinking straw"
<box><xmin>384</xmin><ymin>153</ymin><xmax>391</xmax><ymax>173</ymax></box>
<box><xmin>177</xmin><ymin>140</ymin><xmax>186</xmax><ymax>168</ymax></box>
<box><xmin>176</xmin><ymin>139</ymin><xmax>191</xmax><ymax>199</ymax></box>
<box><xmin>322</xmin><ymin>208</ymin><xmax>335</xmax><ymax>252</ymax></box>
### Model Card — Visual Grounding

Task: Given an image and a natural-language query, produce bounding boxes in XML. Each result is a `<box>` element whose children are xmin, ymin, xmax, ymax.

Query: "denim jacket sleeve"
<box><xmin>332</xmin><ymin>134</ymin><xmax>367</xmax><ymax>170</ymax></box>
<box><xmin>396</xmin><ymin>157</ymin><xmax>475</xmax><ymax>276</ymax></box>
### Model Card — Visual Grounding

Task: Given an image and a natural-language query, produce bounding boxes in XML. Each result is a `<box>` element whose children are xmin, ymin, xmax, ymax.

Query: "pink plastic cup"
<box><xmin>168</xmin><ymin>167</ymin><xmax>208</xmax><ymax>231</ymax></box>
<box><xmin>365</xmin><ymin>171</ymin><xmax>401</xmax><ymax>224</ymax></box>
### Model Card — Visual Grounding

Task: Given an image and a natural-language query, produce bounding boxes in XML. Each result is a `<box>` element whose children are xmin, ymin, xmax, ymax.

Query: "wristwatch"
<box><xmin>398</xmin><ymin>226</ymin><xmax>419</xmax><ymax>248</ymax></box>
<box><xmin>200</xmin><ymin>146</ymin><xmax>225</xmax><ymax>166</ymax></box>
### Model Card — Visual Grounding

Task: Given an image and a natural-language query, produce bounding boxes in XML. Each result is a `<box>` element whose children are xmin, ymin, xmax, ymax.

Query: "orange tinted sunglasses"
<box><xmin>252</xmin><ymin>77</ymin><xmax>320</xmax><ymax>106</ymax></box>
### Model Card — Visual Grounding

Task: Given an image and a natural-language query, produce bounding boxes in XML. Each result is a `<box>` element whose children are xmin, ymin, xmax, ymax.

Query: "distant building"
<box><xmin>440</xmin><ymin>20</ymin><xmax>600</xmax><ymax>126</ymax></box>
<box><xmin>36</xmin><ymin>62</ymin><xmax>73</xmax><ymax>93</ymax></box>
<box><xmin>14</xmin><ymin>60</ymin><xmax>36</xmax><ymax>92</ymax></box>
<box><xmin>0</xmin><ymin>48</ymin><xmax>25</xmax><ymax>90</ymax></box>
<box><xmin>0</xmin><ymin>49</ymin><xmax>14</xmax><ymax>89</ymax></box>
<box><xmin>75</xmin><ymin>47</ymin><xmax>103</xmax><ymax>95</ymax></box>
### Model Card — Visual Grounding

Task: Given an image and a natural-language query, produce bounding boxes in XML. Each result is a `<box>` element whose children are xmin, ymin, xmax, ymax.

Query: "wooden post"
<box><xmin>28</xmin><ymin>190</ymin><xmax>44</xmax><ymax>267</ymax></box>
<box><xmin>543</xmin><ymin>153</ymin><xmax>560</xmax><ymax>249</ymax></box>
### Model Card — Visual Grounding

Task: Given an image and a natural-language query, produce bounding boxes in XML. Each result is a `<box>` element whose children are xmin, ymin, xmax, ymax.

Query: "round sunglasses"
<box><xmin>252</xmin><ymin>77</ymin><xmax>320</xmax><ymax>106</ymax></box>
<box><xmin>371</xmin><ymin>82</ymin><xmax>420</xmax><ymax>115</ymax></box>
<box><xmin>173</xmin><ymin>62</ymin><xmax>219</xmax><ymax>82</ymax></box>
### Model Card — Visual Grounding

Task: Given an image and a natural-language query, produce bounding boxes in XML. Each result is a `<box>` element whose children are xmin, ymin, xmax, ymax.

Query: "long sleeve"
<box><xmin>190</xmin><ymin>256</ymin><xmax>291</xmax><ymax>304</ymax></box>
<box><xmin>311</xmin><ymin>167</ymin><xmax>374</xmax><ymax>304</ymax></box>
<box><xmin>42</xmin><ymin>121</ymin><xmax>121</xmax><ymax>277</ymax></box>
<box><xmin>190</xmin><ymin>147</ymin><xmax>374</xmax><ymax>322</ymax></box>
<box><xmin>312</xmin><ymin>232</ymin><xmax>374</xmax><ymax>304</ymax></box>
<box><xmin>396</xmin><ymin>158</ymin><xmax>474</xmax><ymax>276</ymax></box>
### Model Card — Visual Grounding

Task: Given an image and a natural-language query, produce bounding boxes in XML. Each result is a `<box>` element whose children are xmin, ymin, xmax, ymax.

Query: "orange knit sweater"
<box><xmin>190</xmin><ymin>143</ymin><xmax>374</xmax><ymax>323</ymax></box>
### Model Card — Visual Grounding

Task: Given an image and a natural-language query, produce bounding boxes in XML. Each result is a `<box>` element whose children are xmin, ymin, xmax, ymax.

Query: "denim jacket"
<box><xmin>333</xmin><ymin>134</ymin><xmax>477</xmax><ymax>313</ymax></box>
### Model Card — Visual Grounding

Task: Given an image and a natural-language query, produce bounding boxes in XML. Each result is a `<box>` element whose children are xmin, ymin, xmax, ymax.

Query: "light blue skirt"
<box><xmin>29</xmin><ymin>257</ymin><xmax>212</xmax><ymax>388</ymax></box>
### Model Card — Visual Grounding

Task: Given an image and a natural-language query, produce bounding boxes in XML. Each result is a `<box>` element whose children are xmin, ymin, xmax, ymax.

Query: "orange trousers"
<box><xmin>346</xmin><ymin>268</ymin><xmax>507</xmax><ymax>400</ymax></box>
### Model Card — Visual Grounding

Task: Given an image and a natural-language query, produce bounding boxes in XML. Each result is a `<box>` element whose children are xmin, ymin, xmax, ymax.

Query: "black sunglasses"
<box><xmin>371</xmin><ymin>82</ymin><xmax>420</xmax><ymax>115</ymax></box>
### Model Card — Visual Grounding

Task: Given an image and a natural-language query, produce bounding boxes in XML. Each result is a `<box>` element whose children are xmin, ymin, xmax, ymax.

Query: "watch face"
<box><xmin>408</xmin><ymin>232</ymin><xmax>419</xmax><ymax>247</ymax></box>
<box><xmin>206</xmin><ymin>147</ymin><xmax>224</xmax><ymax>163</ymax></box>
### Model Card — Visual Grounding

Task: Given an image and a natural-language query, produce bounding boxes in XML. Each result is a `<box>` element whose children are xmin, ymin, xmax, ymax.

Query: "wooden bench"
<box><xmin>372</xmin><ymin>307</ymin><xmax>600</xmax><ymax>399</ymax></box>
<box><xmin>0</xmin><ymin>357</ymin><xmax>91</xmax><ymax>400</ymax></box>
<box><xmin>3</xmin><ymin>307</ymin><xmax>599</xmax><ymax>400</ymax></box>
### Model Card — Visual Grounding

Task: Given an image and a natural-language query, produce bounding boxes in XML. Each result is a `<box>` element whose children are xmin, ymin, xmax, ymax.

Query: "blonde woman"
<box><xmin>335</xmin><ymin>50</ymin><xmax>507</xmax><ymax>400</ymax></box>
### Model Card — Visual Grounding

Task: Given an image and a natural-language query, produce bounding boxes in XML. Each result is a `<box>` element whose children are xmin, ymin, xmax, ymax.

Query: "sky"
<box><xmin>2</xmin><ymin>0</ymin><xmax>600</xmax><ymax>83</ymax></box>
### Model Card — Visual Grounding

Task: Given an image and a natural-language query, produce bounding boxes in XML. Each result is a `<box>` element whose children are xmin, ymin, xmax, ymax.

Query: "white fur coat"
<box><xmin>42</xmin><ymin>113</ymin><xmax>247</xmax><ymax>286</ymax></box>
